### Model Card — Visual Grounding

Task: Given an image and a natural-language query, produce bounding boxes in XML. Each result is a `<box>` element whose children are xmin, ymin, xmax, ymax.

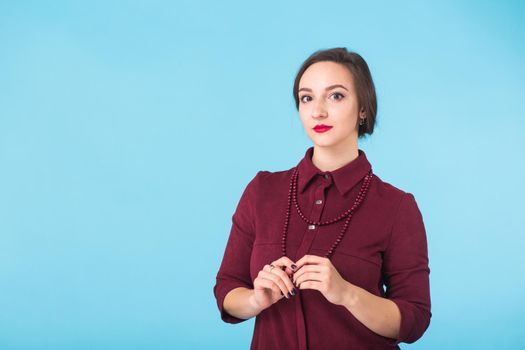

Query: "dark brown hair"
<box><xmin>293</xmin><ymin>47</ymin><xmax>377</xmax><ymax>138</ymax></box>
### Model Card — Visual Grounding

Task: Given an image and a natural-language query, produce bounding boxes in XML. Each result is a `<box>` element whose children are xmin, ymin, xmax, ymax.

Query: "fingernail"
<box><xmin>287</xmin><ymin>292</ymin><xmax>291</xmax><ymax>298</ymax></box>
<box><xmin>291</xmin><ymin>264</ymin><xmax>297</xmax><ymax>270</ymax></box>
<box><xmin>290</xmin><ymin>288</ymin><xmax>296</xmax><ymax>296</ymax></box>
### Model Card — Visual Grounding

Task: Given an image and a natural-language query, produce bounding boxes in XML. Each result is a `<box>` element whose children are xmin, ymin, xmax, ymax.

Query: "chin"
<box><xmin>310</xmin><ymin>138</ymin><xmax>339</xmax><ymax>148</ymax></box>
<box><xmin>313</xmin><ymin>129</ymin><xmax>356</xmax><ymax>145</ymax></box>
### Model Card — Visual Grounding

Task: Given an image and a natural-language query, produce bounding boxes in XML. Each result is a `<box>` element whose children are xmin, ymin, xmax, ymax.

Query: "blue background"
<box><xmin>1</xmin><ymin>1</ymin><xmax>524</xmax><ymax>349</ymax></box>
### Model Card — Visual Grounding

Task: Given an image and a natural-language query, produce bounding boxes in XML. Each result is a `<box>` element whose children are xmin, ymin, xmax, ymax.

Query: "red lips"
<box><xmin>313</xmin><ymin>124</ymin><xmax>333</xmax><ymax>133</ymax></box>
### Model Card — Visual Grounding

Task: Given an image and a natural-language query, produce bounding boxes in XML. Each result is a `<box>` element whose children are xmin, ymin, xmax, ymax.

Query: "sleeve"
<box><xmin>213</xmin><ymin>171</ymin><xmax>261</xmax><ymax>324</ymax></box>
<box><xmin>383</xmin><ymin>192</ymin><xmax>432</xmax><ymax>345</ymax></box>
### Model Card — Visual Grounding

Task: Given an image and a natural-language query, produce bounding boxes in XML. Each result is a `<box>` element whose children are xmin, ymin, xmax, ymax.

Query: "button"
<box><xmin>324</xmin><ymin>174</ymin><xmax>329</xmax><ymax>179</ymax></box>
<box><xmin>308</xmin><ymin>224</ymin><xmax>316</xmax><ymax>230</ymax></box>
<box><xmin>315</xmin><ymin>199</ymin><xmax>323</xmax><ymax>205</ymax></box>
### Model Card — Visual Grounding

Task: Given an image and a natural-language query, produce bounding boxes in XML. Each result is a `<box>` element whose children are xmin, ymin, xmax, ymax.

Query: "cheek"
<box><xmin>334</xmin><ymin>109</ymin><xmax>358</xmax><ymax>128</ymax></box>
<box><xmin>298</xmin><ymin>112</ymin><xmax>310</xmax><ymax>127</ymax></box>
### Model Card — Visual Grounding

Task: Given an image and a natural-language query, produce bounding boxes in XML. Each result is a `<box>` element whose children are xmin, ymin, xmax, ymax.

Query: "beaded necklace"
<box><xmin>281</xmin><ymin>166</ymin><xmax>373</xmax><ymax>259</ymax></box>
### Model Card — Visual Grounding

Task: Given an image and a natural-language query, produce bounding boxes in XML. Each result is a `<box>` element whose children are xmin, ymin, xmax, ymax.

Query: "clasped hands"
<box><xmin>252</xmin><ymin>255</ymin><xmax>351</xmax><ymax>312</ymax></box>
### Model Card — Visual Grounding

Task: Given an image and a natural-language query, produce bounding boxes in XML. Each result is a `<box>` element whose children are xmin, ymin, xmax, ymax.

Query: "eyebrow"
<box><xmin>298</xmin><ymin>84</ymin><xmax>349</xmax><ymax>93</ymax></box>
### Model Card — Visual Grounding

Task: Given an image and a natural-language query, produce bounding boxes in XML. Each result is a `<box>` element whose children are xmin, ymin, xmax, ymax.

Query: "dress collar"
<box><xmin>296</xmin><ymin>146</ymin><xmax>372</xmax><ymax>196</ymax></box>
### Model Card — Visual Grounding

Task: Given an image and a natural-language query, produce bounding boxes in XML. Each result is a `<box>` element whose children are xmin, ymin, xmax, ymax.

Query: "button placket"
<box><xmin>293</xmin><ymin>177</ymin><xmax>331</xmax><ymax>350</ymax></box>
<box><xmin>294</xmin><ymin>174</ymin><xmax>333</xmax><ymax>260</ymax></box>
<box><xmin>310</xmin><ymin>185</ymin><xmax>325</xmax><ymax>224</ymax></box>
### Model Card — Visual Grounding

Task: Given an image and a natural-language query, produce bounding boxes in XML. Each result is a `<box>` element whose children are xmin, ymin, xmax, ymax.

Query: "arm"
<box><xmin>341</xmin><ymin>192</ymin><xmax>431</xmax><ymax>344</ymax></box>
<box><xmin>213</xmin><ymin>171</ymin><xmax>261</xmax><ymax>324</ymax></box>
<box><xmin>223</xmin><ymin>287</ymin><xmax>263</xmax><ymax>320</ymax></box>
<box><xmin>381</xmin><ymin>192</ymin><xmax>432</xmax><ymax>345</ymax></box>
<box><xmin>341</xmin><ymin>282</ymin><xmax>401</xmax><ymax>338</ymax></box>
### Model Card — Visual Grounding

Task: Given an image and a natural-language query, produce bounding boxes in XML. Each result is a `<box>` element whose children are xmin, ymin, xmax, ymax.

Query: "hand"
<box><xmin>252</xmin><ymin>256</ymin><xmax>298</xmax><ymax>311</ymax></box>
<box><xmin>292</xmin><ymin>254</ymin><xmax>350</xmax><ymax>306</ymax></box>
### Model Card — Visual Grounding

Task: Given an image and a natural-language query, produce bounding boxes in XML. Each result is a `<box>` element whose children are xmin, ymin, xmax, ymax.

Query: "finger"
<box><xmin>259</xmin><ymin>270</ymin><xmax>292</xmax><ymax>298</ymax></box>
<box><xmin>268</xmin><ymin>264</ymin><xmax>296</xmax><ymax>295</ymax></box>
<box><xmin>292</xmin><ymin>265</ymin><xmax>323</xmax><ymax>284</ymax></box>
<box><xmin>264</xmin><ymin>263</ymin><xmax>293</xmax><ymax>282</ymax></box>
<box><xmin>298</xmin><ymin>280</ymin><xmax>322</xmax><ymax>292</ymax></box>
<box><xmin>258</xmin><ymin>269</ymin><xmax>285</xmax><ymax>296</ymax></box>
<box><xmin>263</xmin><ymin>264</ymin><xmax>285</xmax><ymax>276</ymax></box>
<box><xmin>270</xmin><ymin>256</ymin><xmax>298</xmax><ymax>276</ymax></box>
<box><xmin>254</xmin><ymin>276</ymin><xmax>283</xmax><ymax>297</ymax></box>
<box><xmin>263</xmin><ymin>264</ymin><xmax>275</xmax><ymax>273</ymax></box>
<box><xmin>295</xmin><ymin>271</ymin><xmax>322</xmax><ymax>288</ymax></box>
<box><xmin>294</xmin><ymin>254</ymin><xmax>328</xmax><ymax>270</ymax></box>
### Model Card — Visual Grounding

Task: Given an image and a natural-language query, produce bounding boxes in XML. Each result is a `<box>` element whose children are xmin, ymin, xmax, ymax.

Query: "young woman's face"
<box><xmin>297</xmin><ymin>61</ymin><xmax>363</xmax><ymax>149</ymax></box>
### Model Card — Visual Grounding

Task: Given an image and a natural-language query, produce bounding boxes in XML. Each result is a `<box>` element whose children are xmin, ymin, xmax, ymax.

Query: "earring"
<box><xmin>359</xmin><ymin>117</ymin><xmax>366</xmax><ymax>126</ymax></box>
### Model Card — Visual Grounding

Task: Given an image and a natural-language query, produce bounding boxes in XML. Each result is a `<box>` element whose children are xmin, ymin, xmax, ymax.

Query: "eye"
<box><xmin>299</xmin><ymin>95</ymin><xmax>312</xmax><ymax>103</ymax></box>
<box><xmin>330</xmin><ymin>92</ymin><xmax>345</xmax><ymax>101</ymax></box>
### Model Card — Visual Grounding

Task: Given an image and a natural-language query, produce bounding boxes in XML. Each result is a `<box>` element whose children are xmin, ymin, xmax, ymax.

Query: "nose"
<box><xmin>311</xmin><ymin>99</ymin><xmax>327</xmax><ymax>119</ymax></box>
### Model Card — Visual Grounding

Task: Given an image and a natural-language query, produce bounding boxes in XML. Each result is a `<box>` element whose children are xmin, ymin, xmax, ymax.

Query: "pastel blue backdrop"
<box><xmin>1</xmin><ymin>1</ymin><xmax>523</xmax><ymax>349</ymax></box>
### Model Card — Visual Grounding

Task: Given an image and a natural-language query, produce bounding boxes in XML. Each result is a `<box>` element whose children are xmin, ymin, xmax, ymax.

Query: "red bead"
<box><xmin>282</xmin><ymin>166</ymin><xmax>372</xmax><ymax>258</ymax></box>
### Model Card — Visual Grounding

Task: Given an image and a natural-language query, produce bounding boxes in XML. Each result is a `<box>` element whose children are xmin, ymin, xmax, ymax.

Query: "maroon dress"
<box><xmin>213</xmin><ymin>147</ymin><xmax>431</xmax><ymax>349</ymax></box>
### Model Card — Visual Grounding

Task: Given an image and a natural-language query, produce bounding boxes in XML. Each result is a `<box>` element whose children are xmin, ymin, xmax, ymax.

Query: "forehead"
<box><xmin>299</xmin><ymin>61</ymin><xmax>354</xmax><ymax>88</ymax></box>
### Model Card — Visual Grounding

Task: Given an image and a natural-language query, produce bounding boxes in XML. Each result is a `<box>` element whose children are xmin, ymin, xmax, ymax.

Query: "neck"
<box><xmin>311</xmin><ymin>140</ymin><xmax>359</xmax><ymax>172</ymax></box>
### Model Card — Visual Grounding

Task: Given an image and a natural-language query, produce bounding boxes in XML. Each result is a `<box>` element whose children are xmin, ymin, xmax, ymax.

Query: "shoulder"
<box><xmin>370</xmin><ymin>172</ymin><xmax>420</xmax><ymax>214</ymax></box>
<box><xmin>240</xmin><ymin>169</ymin><xmax>292</xmax><ymax>198</ymax></box>
<box><xmin>373</xmin><ymin>174</ymin><xmax>407</xmax><ymax>198</ymax></box>
<box><xmin>255</xmin><ymin>168</ymin><xmax>291</xmax><ymax>180</ymax></box>
<box><xmin>252</xmin><ymin>167</ymin><xmax>294</xmax><ymax>187</ymax></box>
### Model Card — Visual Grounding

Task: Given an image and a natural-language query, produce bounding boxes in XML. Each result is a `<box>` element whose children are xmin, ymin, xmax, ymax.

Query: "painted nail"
<box><xmin>287</xmin><ymin>292</ymin><xmax>291</xmax><ymax>298</ymax></box>
<box><xmin>291</xmin><ymin>264</ymin><xmax>297</xmax><ymax>270</ymax></box>
<box><xmin>290</xmin><ymin>288</ymin><xmax>296</xmax><ymax>296</ymax></box>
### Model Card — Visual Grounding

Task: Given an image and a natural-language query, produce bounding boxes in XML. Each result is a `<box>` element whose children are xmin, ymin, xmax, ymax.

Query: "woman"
<box><xmin>213</xmin><ymin>47</ymin><xmax>431</xmax><ymax>349</ymax></box>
